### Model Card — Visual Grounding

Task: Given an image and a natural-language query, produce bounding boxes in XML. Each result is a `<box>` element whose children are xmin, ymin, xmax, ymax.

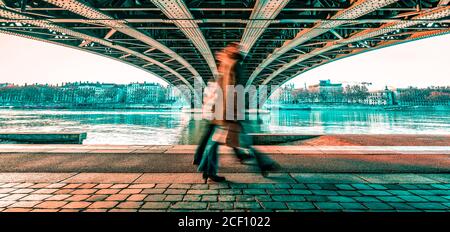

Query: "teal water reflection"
<box><xmin>0</xmin><ymin>109</ymin><xmax>449</xmax><ymax>145</ymax></box>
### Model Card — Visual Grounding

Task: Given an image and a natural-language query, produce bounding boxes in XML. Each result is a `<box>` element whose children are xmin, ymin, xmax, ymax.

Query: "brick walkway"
<box><xmin>1</xmin><ymin>173</ymin><xmax>450</xmax><ymax>212</ymax></box>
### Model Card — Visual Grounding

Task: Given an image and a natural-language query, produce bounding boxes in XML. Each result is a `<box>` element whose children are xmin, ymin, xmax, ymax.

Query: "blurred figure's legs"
<box><xmin>197</xmin><ymin>128</ymin><xmax>226</xmax><ymax>183</ymax></box>
<box><xmin>193</xmin><ymin>120</ymin><xmax>214</xmax><ymax>165</ymax></box>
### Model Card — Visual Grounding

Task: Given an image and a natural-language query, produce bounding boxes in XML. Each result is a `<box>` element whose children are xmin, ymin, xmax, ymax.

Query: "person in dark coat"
<box><xmin>197</xmin><ymin>43</ymin><xmax>279</xmax><ymax>183</ymax></box>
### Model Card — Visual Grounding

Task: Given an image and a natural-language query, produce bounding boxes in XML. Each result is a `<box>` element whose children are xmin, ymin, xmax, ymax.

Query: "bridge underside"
<box><xmin>0</xmin><ymin>0</ymin><xmax>449</xmax><ymax>89</ymax></box>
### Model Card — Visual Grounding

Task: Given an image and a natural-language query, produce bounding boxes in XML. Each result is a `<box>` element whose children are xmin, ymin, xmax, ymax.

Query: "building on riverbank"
<box><xmin>0</xmin><ymin>82</ymin><xmax>184</xmax><ymax>108</ymax></box>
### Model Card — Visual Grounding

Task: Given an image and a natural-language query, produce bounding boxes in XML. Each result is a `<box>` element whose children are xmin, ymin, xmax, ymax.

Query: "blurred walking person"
<box><xmin>197</xmin><ymin>43</ymin><xmax>279</xmax><ymax>183</ymax></box>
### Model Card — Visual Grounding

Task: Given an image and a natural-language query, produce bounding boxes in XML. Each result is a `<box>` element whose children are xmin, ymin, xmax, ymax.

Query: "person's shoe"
<box><xmin>203</xmin><ymin>173</ymin><xmax>226</xmax><ymax>183</ymax></box>
<box><xmin>260</xmin><ymin>163</ymin><xmax>281</xmax><ymax>177</ymax></box>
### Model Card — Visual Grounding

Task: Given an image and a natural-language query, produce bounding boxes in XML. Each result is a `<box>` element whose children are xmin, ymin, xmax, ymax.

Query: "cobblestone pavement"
<box><xmin>0</xmin><ymin>173</ymin><xmax>450</xmax><ymax>212</ymax></box>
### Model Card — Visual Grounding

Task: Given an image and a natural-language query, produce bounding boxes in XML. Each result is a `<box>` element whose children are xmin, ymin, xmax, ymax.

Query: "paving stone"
<box><xmin>208</xmin><ymin>184</ymin><xmax>229</xmax><ymax>190</ymax></box>
<box><xmin>354</xmin><ymin>196</ymin><xmax>381</xmax><ymax>203</ymax></box>
<box><xmin>398</xmin><ymin>195</ymin><xmax>428</xmax><ymax>202</ymax></box>
<box><xmin>66</xmin><ymin>195</ymin><xmax>90</xmax><ymax>201</ymax></box>
<box><xmin>191</xmin><ymin>184</ymin><xmax>209</xmax><ymax>190</ymax></box>
<box><xmin>187</xmin><ymin>190</ymin><xmax>218</xmax><ymax>195</ymax></box>
<box><xmin>55</xmin><ymin>189</ymin><xmax>76</xmax><ymax>194</ymax></box>
<box><xmin>335</xmin><ymin>184</ymin><xmax>355</xmax><ymax>190</ymax></box>
<box><xmin>78</xmin><ymin>184</ymin><xmax>96</xmax><ymax>189</ymax></box>
<box><xmin>358</xmin><ymin>174</ymin><xmax>436</xmax><ymax>184</ymax></box>
<box><xmin>376</xmin><ymin>196</ymin><xmax>405</xmax><ymax>202</ymax></box>
<box><xmin>110</xmin><ymin>184</ymin><xmax>129</xmax><ymax>189</ymax></box>
<box><xmin>201</xmin><ymin>195</ymin><xmax>218</xmax><ymax>202</ymax></box>
<box><xmin>141</xmin><ymin>202</ymin><xmax>171</xmax><ymax>209</ymax></box>
<box><xmin>105</xmin><ymin>194</ymin><xmax>130</xmax><ymax>201</ymax></box>
<box><xmin>3</xmin><ymin>208</ymin><xmax>32</xmax><ymax>212</ymax></box>
<box><xmin>168</xmin><ymin>184</ymin><xmax>191</xmax><ymax>189</ymax></box>
<box><xmin>359</xmin><ymin>190</ymin><xmax>392</xmax><ymax>196</ymax></box>
<box><xmin>236</xmin><ymin>195</ymin><xmax>256</xmax><ymax>202</ymax></box>
<box><xmin>340</xmin><ymin>203</ymin><xmax>367</xmax><ymax>210</ymax></box>
<box><xmin>243</xmin><ymin>189</ymin><xmax>266</xmax><ymax>195</ymax></box>
<box><xmin>35</xmin><ymin>201</ymin><xmax>68</xmax><ymax>209</ymax></box>
<box><xmin>209</xmin><ymin>202</ymin><xmax>234</xmax><ymax>210</ymax></box>
<box><xmin>388</xmin><ymin>203</ymin><xmax>416</xmax><ymax>210</ymax></box>
<box><xmin>267</xmin><ymin>189</ymin><xmax>290</xmax><ymax>195</ymax></box>
<box><xmin>420</xmin><ymin>195</ymin><xmax>450</xmax><ymax>202</ymax></box>
<box><xmin>247</xmin><ymin>184</ymin><xmax>276</xmax><ymax>189</ymax></box>
<box><xmin>21</xmin><ymin>194</ymin><xmax>52</xmax><ymax>201</ymax></box>
<box><xmin>85</xmin><ymin>195</ymin><xmax>108</xmax><ymax>202</ymax></box>
<box><xmin>305</xmin><ymin>196</ymin><xmax>328</xmax><ymax>202</ymax></box>
<box><xmin>46</xmin><ymin>194</ymin><xmax>72</xmax><ymax>201</ymax></box>
<box><xmin>311</xmin><ymin>190</ymin><xmax>339</xmax><ymax>196</ymax></box>
<box><xmin>337</xmin><ymin>191</ymin><xmax>362</xmax><ymax>197</ymax></box>
<box><xmin>14</xmin><ymin>183</ymin><xmax>34</xmax><ymax>188</ymax></box>
<box><xmin>71</xmin><ymin>189</ymin><xmax>97</xmax><ymax>195</ymax></box>
<box><xmin>318</xmin><ymin>184</ymin><xmax>339</xmax><ymax>190</ymax></box>
<box><xmin>127</xmin><ymin>194</ymin><xmax>147</xmax><ymax>201</ymax></box>
<box><xmin>141</xmin><ymin>188</ymin><xmax>165</xmax><ymax>194</ymax></box>
<box><xmin>164</xmin><ymin>189</ymin><xmax>187</xmax><ymax>195</ymax></box>
<box><xmin>0</xmin><ymin>188</ymin><xmax>17</xmax><ymax>194</ymax></box>
<box><xmin>144</xmin><ymin>194</ymin><xmax>166</xmax><ymax>201</ymax></box>
<box><xmin>0</xmin><ymin>193</ymin><xmax>27</xmax><ymax>201</ymax></box>
<box><xmin>12</xmin><ymin>189</ymin><xmax>35</xmax><ymax>194</ymax></box>
<box><xmin>408</xmin><ymin>203</ymin><xmax>448</xmax><ymax>210</ymax></box>
<box><xmin>367</xmin><ymin>184</ymin><xmax>388</xmax><ymax>190</ymax></box>
<box><xmin>255</xmin><ymin>195</ymin><xmax>272</xmax><ymax>202</ymax></box>
<box><xmin>155</xmin><ymin>184</ymin><xmax>170</xmax><ymax>188</ymax></box>
<box><xmin>287</xmin><ymin>202</ymin><xmax>316</xmax><ymax>210</ymax></box>
<box><xmin>272</xmin><ymin>195</ymin><xmax>305</xmax><ymax>202</ymax></box>
<box><xmin>117</xmin><ymin>202</ymin><xmax>143</xmax><ymax>209</ymax></box>
<box><xmin>229</xmin><ymin>183</ymin><xmax>248</xmax><ymax>189</ymax></box>
<box><xmin>274</xmin><ymin>184</ymin><xmax>291</xmax><ymax>189</ymax></box>
<box><xmin>108</xmin><ymin>209</ymin><xmax>137</xmax><ymax>212</ymax></box>
<box><xmin>261</xmin><ymin>202</ymin><xmax>287</xmax><ymax>210</ymax></box>
<box><xmin>217</xmin><ymin>195</ymin><xmax>235</xmax><ymax>202</ymax></box>
<box><xmin>171</xmin><ymin>202</ymin><xmax>207</xmax><ymax>210</ymax></box>
<box><xmin>219</xmin><ymin>189</ymin><xmax>241</xmax><ymax>195</ymax></box>
<box><xmin>128</xmin><ymin>184</ymin><xmax>155</xmax><ymax>189</ymax></box>
<box><xmin>388</xmin><ymin>190</ymin><xmax>414</xmax><ymax>196</ymax></box>
<box><xmin>327</xmin><ymin>196</ymin><xmax>355</xmax><ymax>202</ymax></box>
<box><xmin>165</xmin><ymin>195</ymin><xmax>184</xmax><ymax>201</ymax></box>
<box><xmin>95</xmin><ymin>189</ymin><xmax>120</xmax><ymax>195</ymax></box>
<box><xmin>94</xmin><ymin>184</ymin><xmax>113</xmax><ymax>189</ymax></box>
<box><xmin>291</xmin><ymin>184</ymin><xmax>307</xmax><ymax>189</ymax></box>
<box><xmin>183</xmin><ymin>195</ymin><xmax>202</xmax><ymax>202</ymax></box>
<box><xmin>306</xmin><ymin>184</ymin><xmax>322</xmax><ymax>190</ymax></box>
<box><xmin>351</xmin><ymin>184</ymin><xmax>373</xmax><ymax>190</ymax></box>
<box><xmin>62</xmin><ymin>202</ymin><xmax>91</xmax><ymax>209</ymax></box>
<box><xmin>88</xmin><ymin>201</ymin><xmax>119</xmax><ymax>209</ymax></box>
<box><xmin>315</xmin><ymin>202</ymin><xmax>343</xmax><ymax>210</ymax></box>
<box><xmin>119</xmin><ymin>189</ymin><xmax>142</xmax><ymax>194</ymax></box>
<box><xmin>83</xmin><ymin>209</ymin><xmax>108</xmax><ymax>212</ymax></box>
<box><xmin>234</xmin><ymin>202</ymin><xmax>261</xmax><ymax>209</ymax></box>
<box><xmin>363</xmin><ymin>202</ymin><xmax>393</xmax><ymax>210</ymax></box>
<box><xmin>289</xmin><ymin>189</ymin><xmax>312</xmax><ymax>195</ymax></box>
<box><xmin>8</xmin><ymin>201</ymin><xmax>41</xmax><ymax>208</ymax></box>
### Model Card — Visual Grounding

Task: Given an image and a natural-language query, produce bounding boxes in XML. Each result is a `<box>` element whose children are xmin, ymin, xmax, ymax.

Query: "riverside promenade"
<box><xmin>0</xmin><ymin>144</ymin><xmax>450</xmax><ymax>212</ymax></box>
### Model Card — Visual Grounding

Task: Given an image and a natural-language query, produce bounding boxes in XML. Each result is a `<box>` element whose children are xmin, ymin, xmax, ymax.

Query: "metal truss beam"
<box><xmin>240</xmin><ymin>0</ymin><xmax>290</xmax><ymax>55</ymax></box>
<box><xmin>245</xmin><ymin>0</ymin><xmax>400</xmax><ymax>89</ymax></box>
<box><xmin>0</xmin><ymin>6</ymin><xmax>195</xmax><ymax>91</ymax></box>
<box><xmin>43</xmin><ymin>0</ymin><xmax>203</xmax><ymax>85</ymax></box>
<box><xmin>262</xmin><ymin>6</ymin><xmax>450</xmax><ymax>86</ymax></box>
<box><xmin>274</xmin><ymin>28</ymin><xmax>450</xmax><ymax>88</ymax></box>
<box><xmin>149</xmin><ymin>0</ymin><xmax>218</xmax><ymax>79</ymax></box>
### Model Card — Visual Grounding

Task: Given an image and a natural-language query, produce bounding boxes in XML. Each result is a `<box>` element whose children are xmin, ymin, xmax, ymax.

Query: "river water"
<box><xmin>0</xmin><ymin>109</ymin><xmax>449</xmax><ymax>145</ymax></box>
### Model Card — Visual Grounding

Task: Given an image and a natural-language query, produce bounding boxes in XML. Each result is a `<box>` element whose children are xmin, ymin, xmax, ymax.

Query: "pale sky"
<box><xmin>0</xmin><ymin>32</ymin><xmax>449</xmax><ymax>90</ymax></box>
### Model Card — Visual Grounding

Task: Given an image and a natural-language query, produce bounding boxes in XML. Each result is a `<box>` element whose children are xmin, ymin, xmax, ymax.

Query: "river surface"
<box><xmin>0</xmin><ymin>109</ymin><xmax>449</xmax><ymax>145</ymax></box>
